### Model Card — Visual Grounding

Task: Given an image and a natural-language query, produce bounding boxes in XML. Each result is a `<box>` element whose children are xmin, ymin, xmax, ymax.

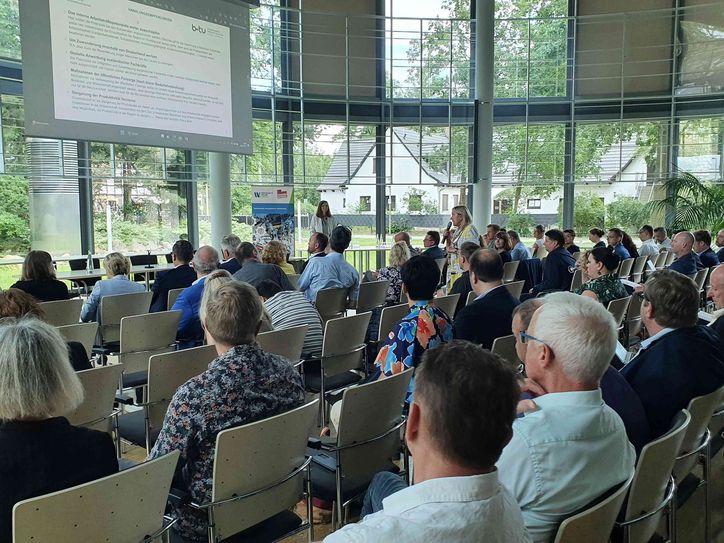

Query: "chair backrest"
<box><xmin>626</xmin><ymin>292</ymin><xmax>644</xmax><ymax>338</ymax></box>
<box><xmin>674</xmin><ymin>385</ymin><xmax>724</xmax><ymax>481</ymax></box>
<box><xmin>624</xmin><ymin>410</ymin><xmax>691</xmax><ymax>543</ymax></box>
<box><xmin>65</xmin><ymin>364</ymin><xmax>124</xmax><ymax>434</ymax></box>
<box><xmin>99</xmin><ymin>291</ymin><xmax>153</xmax><ymax>344</ymax></box>
<box><xmin>315</xmin><ymin>287</ymin><xmax>349</xmax><ymax>322</ymax></box>
<box><xmin>570</xmin><ymin>269</ymin><xmax>583</xmax><ymax>291</ymax></box>
<box><xmin>118</xmin><ymin>310</ymin><xmax>181</xmax><ymax>374</ymax></box>
<box><xmin>504</xmin><ymin>280</ymin><xmax>525</xmax><ymax>299</ymax></box>
<box><xmin>146</xmin><ymin>345</ymin><xmax>217</xmax><ymax>429</ymax></box>
<box><xmin>665</xmin><ymin>251</ymin><xmax>675</xmax><ymax>266</ymax></box>
<box><xmin>606</xmin><ymin>296</ymin><xmax>632</xmax><ymax>329</ymax></box>
<box><xmin>653</xmin><ymin>251</ymin><xmax>668</xmax><ymax>268</ymax></box>
<box><xmin>434</xmin><ymin>258</ymin><xmax>447</xmax><ymax>281</ymax></box>
<box><xmin>502</xmin><ymin>260</ymin><xmax>520</xmax><ymax>283</ymax></box>
<box><xmin>288</xmin><ymin>273</ymin><xmax>301</xmax><ymax>290</ymax></box>
<box><xmin>466</xmin><ymin>290</ymin><xmax>476</xmax><ymax>306</ymax></box>
<box><xmin>56</xmin><ymin>322</ymin><xmax>98</xmax><ymax>359</ymax></box>
<box><xmin>552</xmin><ymin>471</ymin><xmax>634</xmax><ymax>543</ymax></box>
<box><xmin>167</xmin><ymin>287</ymin><xmax>185</xmax><ymax>309</ymax></box>
<box><xmin>257</xmin><ymin>324</ymin><xmax>308</xmax><ymax>363</ymax></box>
<box><xmin>377</xmin><ymin>303</ymin><xmax>409</xmax><ymax>343</ymax></box>
<box><xmin>322</xmin><ymin>312</ymin><xmax>371</xmax><ymax>377</ymax></box>
<box><xmin>433</xmin><ymin>293</ymin><xmax>460</xmax><ymax>319</ymax></box>
<box><xmin>491</xmin><ymin>334</ymin><xmax>521</xmax><ymax>371</ymax></box>
<box><xmin>357</xmin><ymin>280</ymin><xmax>389</xmax><ymax>312</ymax></box>
<box><xmin>632</xmin><ymin>255</ymin><xmax>649</xmax><ymax>276</ymax></box>
<box><xmin>13</xmin><ymin>451</ymin><xmax>179</xmax><ymax>543</ymax></box>
<box><xmin>210</xmin><ymin>401</ymin><xmax>319</xmax><ymax>541</ymax></box>
<box><xmin>693</xmin><ymin>268</ymin><xmax>708</xmax><ymax>291</ymax></box>
<box><xmin>39</xmin><ymin>299</ymin><xmax>83</xmax><ymax>327</ymax></box>
<box><xmin>336</xmin><ymin>370</ymin><xmax>413</xmax><ymax>488</ymax></box>
<box><xmin>618</xmin><ymin>258</ymin><xmax>635</xmax><ymax>279</ymax></box>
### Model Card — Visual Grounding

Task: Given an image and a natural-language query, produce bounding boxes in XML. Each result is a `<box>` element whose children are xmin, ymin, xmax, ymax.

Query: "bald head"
<box><xmin>709</xmin><ymin>265</ymin><xmax>724</xmax><ymax>310</ymax></box>
<box><xmin>394</xmin><ymin>232</ymin><xmax>411</xmax><ymax>245</ymax></box>
<box><xmin>469</xmin><ymin>249</ymin><xmax>504</xmax><ymax>295</ymax></box>
<box><xmin>192</xmin><ymin>245</ymin><xmax>220</xmax><ymax>277</ymax></box>
<box><xmin>671</xmin><ymin>231</ymin><xmax>694</xmax><ymax>257</ymax></box>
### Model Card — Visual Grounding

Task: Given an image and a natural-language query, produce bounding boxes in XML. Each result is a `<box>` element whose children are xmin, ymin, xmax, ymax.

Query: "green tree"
<box><xmin>505</xmin><ymin>213</ymin><xmax>535</xmax><ymax>236</ymax></box>
<box><xmin>645</xmin><ymin>172</ymin><xmax>724</xmax><ymax>233</ymax></box>
<box><xmin>606</xmin><ymin>196</ymin><xmax>648</xmax><ymax>232</ymax></box>
<box><xmin>556</xmin><ymin>191</ymin><xmax>604</xmax><ymax>233</ymax></box>
<box><xmin>0</xmin><ymin>175</ymin><xmax>29</xmax><ymax>253</ymax></box>
<box><xmin>0</xmin><ymin>0</ymin><xmax>20</xmax><ymax>59</ymax></box>
<box><xmin>403</xmin><ymin>187</ymin><xmax>438</xmax><ymax>215</ymax></box>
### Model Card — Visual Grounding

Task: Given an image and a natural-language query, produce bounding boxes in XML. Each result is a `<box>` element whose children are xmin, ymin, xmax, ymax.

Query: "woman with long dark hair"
<box><xmin>311</xmin><ymin>200</ymin><xmax>335</xmax><ymax>238</ymax></box>
<box><xmin>10</xmin><ymin>250</ymin><xmax>69</xmax><ymax>302</ymax></box>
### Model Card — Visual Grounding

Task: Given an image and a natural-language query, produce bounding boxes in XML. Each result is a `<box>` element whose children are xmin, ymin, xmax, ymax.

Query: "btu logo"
<box><xmin>192</xmin><ymin>24</ymin><xmax>206</xmax><ymax>34</ymax></box>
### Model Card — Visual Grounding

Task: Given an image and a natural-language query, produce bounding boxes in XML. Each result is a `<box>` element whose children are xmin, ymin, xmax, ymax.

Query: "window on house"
<box><xmin>442</xmin><ymin>194</ymin><xmax>449</xmax><ymax>211</ymax></box>
<box><xmin>453</xmin><ymin>194</ymin><xmax>459</xmax><ymax>207</ymax></box>
<box><xmin>359</xmin><ymin>196</ymin><xmax>371</xmax><ymax>212</ymax></box>
<box><xmin>493</xmin><ymin>199</ymin><xmax>512</xmax><ymax>214</ymax></box>
<box><xmin>527</xmin><ymin>198</ymin><xmax>541</xmax><ymax>209</ymax></box>
<box><xmin>386</xmin><ymin>195</ymin><xmax>396</xmax><ymax>211</ymax></box>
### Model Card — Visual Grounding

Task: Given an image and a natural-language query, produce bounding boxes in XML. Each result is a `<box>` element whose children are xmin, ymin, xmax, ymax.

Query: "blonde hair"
<box><xmin>389</xmin><ymin>241</ymin><xmax>411</xmax><ymax>268</ymax></box>
<box><xmin>261</xmin><ymin>240</ymin><xmax>288</xmax><ymax>266</ymax></box>
<box><xmin>0</xmin><ymin>318</ymin><xmax>84</xmax><ymax>420</ymax></box>
<box><xmin>452</xmin><ymin>205</ymin><xmax>472</xmax><ymax>228</ymax></box>
<box><xmin>103</xmin><ymin>252</ymin><xmax>131</xmax><ymax>276</ymax></box>
<box><xmin>200</xmin><ymin>281</ymin><xmax>262</xmax><ymax>345</ymax></box>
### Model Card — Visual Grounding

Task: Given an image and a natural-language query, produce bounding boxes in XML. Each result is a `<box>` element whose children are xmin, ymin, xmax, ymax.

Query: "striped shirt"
<box><xmin>264</xmin><ymin>290</ymin><xmax>324</xmax><ymax>358</ymax></box>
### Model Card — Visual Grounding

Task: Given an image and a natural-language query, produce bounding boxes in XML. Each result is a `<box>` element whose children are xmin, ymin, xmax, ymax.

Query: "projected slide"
<box><xmin>20</xmin><ymin>0</ymin><xmax>252</xmax><ymax>154</ymax></box>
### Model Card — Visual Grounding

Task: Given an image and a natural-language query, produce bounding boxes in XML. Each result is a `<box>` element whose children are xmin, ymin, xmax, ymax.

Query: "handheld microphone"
<box><xmin>442</xmin><ymin>221</ymin><xmax>453</xmax><ymax>242</ymax></box>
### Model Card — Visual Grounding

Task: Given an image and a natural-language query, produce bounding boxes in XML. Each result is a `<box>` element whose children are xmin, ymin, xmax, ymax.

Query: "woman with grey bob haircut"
<box><xmin>0</xmin><ymin>318</ymin><xmax>83</xmax><ymax>420</ymax></box>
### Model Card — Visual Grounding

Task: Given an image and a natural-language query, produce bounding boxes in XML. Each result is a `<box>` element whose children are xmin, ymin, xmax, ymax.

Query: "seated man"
<box><xmin>375</xmin><ymin>256</ymin><xmax>452</xmax><ymax>404</ymax></box>
<box><xmin>149</xmin><ymin>281</ymin><xmax>305</xmax><ymax>542</ymax></box>
<box><xmin>257</xmin><ymin>279</ymin><xmax>324</xmax><ymax>359</ymax></box>
<box><xmin>693</xmin><ymin>229</ymin><xmax>719</xmax><ymax>268</ymax></box>
<box><xmin>709</xmin><ymin>265</ymin><xmax>724</xmax><ymax>350</ymax></box>
<box><xmin>622</xmin><ymin>269</ymin><xmax>724</xmax><ymax>437</ymax></box>
<box><xmin>668</xmin><ymin>231</ymin><xmax>702</xmax><ymax>275</ymax></box>
<box><xmin>528</xmin><ymin>229</ymin><xmax>576</xmax><ymax>296</ymax></box>
<box><xmin>654</xmin><ymin>226</ymin><xmax>672</xmax><ymax>252</ymax></box>
<box><xmin>511</xmin><ymin>299</ymin><xmax>650</xmax><ymax>454</ymax></box>
<box><xmin>446</xmin><ymin>241</ymin><xmax>479</xmax><ymax>316</ymax></box>
<box><xmin>454</xmin><ymin>249</ymin><xmax>520</xmax><ymax>349</ymax></box>
<box><xmin>150</xmin><ymin>240</ymin><xmax>196</xmax><ymax>312</ymax></box>
<box><xmin>607</xmin><ymin>228</ymin><xmax>631</xmax><ymax>260</ymax></box>
<box><xmin>171</xmin><ymin>246</ymin><xmax>219</xmax><ymax>346</ymax></box>
<box><xmin>232</xmin><ymin>242</ymin><xmax>294</xmax><ymax>290</ymax></box>
<box><xmin>299</xmin><ymin>232</ymin><xmax>328</xmax><ymax>274</ymax></box>
<box><xmin>508</xmin><ymin>230</ymin><xmax>529</xmax><ymax>261</ymax></box>
<box><xmin>497</xmin><ymin>292</ymin><xmax>635</xmax><ymax>542</ymax></box>
<box><xmin>421</xmin><ymin>230</ymin><xmax>445</xmax><ymax>260</ymax></box>
<box><xmin>324</xmin><ymin>341</ymin><xmax>531</xmax><ymax>543</ymax></box>
<box><xmin>637</xmin><ymin>225</ymin><xmax>659</xmax><ymax>258</ymax></box>
<box><xmin>716</xmin><ymin>228</ymin><xmax>724</xmax><ymax>263</ymax></box>
<box><xmin>219</xmin><ymin>234</ymin><xmax>242</xmax><ymax>275</ymax></box>
<box><xmin>298</xmin><ymin>226</ymin><xmax>360</xmax><ymax>305</ymax></box>
<box><xmin>563</xmin><ymin>229</ymin><xmax>580</xmax><ymax>255</ymax></box>
<box><xmin>394</xmin><ymin>231</ymin><xmax>420</xmax><ymax>257</ymax></box>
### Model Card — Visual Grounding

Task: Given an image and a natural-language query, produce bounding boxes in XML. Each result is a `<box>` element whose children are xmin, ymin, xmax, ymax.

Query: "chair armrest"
<box><xmin>307</xmin><ymin>437</ymin><xmax>322</xmax><ymax>450</ymax></box>
<box><xmin>115</xmin><ymin>393</ymin><xmax>135</xmax><ymax>405</ymax></box>
<box><xmin>168</xmin><ymin>487</ymin><xmax>190</xmax><ymax>508</ymax></box>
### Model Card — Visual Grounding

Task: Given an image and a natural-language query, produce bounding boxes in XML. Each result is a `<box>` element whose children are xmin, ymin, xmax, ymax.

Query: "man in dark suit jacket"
<box><xmin>149</xmin><ymin>240</ymin><xmax>196</xmax><ymax>312</ymax></box>
<box><xmin>716</xmin><ymin>229</ymin><xmax>724</xmax><ymax>263</ymax></box>
<box><xmin>529</xmin><ymin>229</ymin><xmax>576</xmax><ymax>296</ymax></box>
<box><xmin>668</xmin><ymin>231</ymin><xmax>703</xmax><ymax>275</ymax></box>
<box><xmin>621</xmin><ymin>270</ymin><xmax>724</xmax><ymax>438</ymax></box>
<box><xmin>219</xmin><ymin>234</ymin><xmax>242</xmax><ymax>275</ymax></box>
<box><xmin>693</xmin><ymin>229</ymin><xmax>719</xmax><ymax>268</ymax></box>
<box><xmin>300</xmin><ymin>232</ymin><xmax>328</xmax><ymax>274</ymax></box>
<box><xmin>421</xmin><ymin>230</ymin><xmax>446</xmax><ymax>260</ymax></box>
<box><xmin>453</xmin><ymin>249</ymin><xmax>520</xmax><ymax>350</ymax></box>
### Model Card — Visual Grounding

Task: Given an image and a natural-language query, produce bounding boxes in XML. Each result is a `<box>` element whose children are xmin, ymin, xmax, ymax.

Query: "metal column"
<box><xmin>208</xmin><ymin>152</ymin><xmax>232</xmax><ymax>253</ymax></box>
<box><xmin>374</xmin><ymin>0</ymin><xmax>386</xmax><ymax>269</ymax></box>
<box><xmin>77</xmin><ymin>141</ymin><xmax>94</xmax><ymax>254</ymax></box>
<box><xmin>185</xmin><ymin>150</ymin><xmax>200</xmax><ymax>248</ymax></box>
<box><xmin>562</xmin><ymin>124</ymin><xmax>575</xmax><ymax>228</ymax></box>
<box><xmin>472</xmin><ymin>0</ymin><xmax>494</xmax><ymax>230</ymax></box>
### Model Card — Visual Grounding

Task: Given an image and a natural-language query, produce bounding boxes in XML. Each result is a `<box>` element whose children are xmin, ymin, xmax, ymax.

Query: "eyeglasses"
<box><xmin>519</xmin><ymin>330</ymin><xmax>546</xmax><ymax>345</ymax></box>
<box><xmin>636</xmin><ymin>291</ymin><xmax>649</xmax><ymax>302</ymax></box>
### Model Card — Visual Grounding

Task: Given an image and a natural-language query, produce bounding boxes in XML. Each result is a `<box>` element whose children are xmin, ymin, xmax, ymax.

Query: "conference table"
<box><xmin>55</xmin><ymin>263</ymin><xmax>175</xmax><ymax>290</ymax></box>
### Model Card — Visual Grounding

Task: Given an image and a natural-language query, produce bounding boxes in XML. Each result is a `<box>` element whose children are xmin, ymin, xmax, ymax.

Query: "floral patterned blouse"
<box><xmin>149</xmin><ymin>343</ymin><xmax>305</xmax><ymax>541</ymax></box>
<box><xmin>374</xmin><ymin>301</ymin><xmax>453</xmax><ymax>403</ymax></box>
<box><xmin>378</xmin><ymin>266</ymin><xmax>403</xmax><ymax>305</ymax></box>
<box><xmin>575</xmin><ymin>273</ymin><xmax>629</xmax><ymax>307</ymax></box>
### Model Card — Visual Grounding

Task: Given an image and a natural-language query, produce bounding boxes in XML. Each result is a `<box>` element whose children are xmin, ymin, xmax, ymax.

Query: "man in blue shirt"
<box><xmin>298</xmin><ymin>225</ymin><xmax>360</xmax><ymax>305</ymax></box>
<box><xmin>607</xmin><ymin>228</ymin><xmax>631</xmax><ymax>260</ymax></box>
<box><xmin>668</xmin><ymin>231</ymin><xmax>702</xmax><ymax>275</ymax></box>
<box><xmin>508</xmin><ymin>230</ymin><xmax>529</xmax><ymax>261</ymax></box>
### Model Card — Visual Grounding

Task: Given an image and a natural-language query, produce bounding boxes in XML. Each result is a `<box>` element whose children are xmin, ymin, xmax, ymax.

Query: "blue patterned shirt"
<box><xmin>374</xmin><ymin>302</ymin><xmax>453</xmax><ymax>403</ymax></box>
<box><xmin>298</xmin><ymin>251</ymin><xmax>360</xmax><ymax>304</ymax></box>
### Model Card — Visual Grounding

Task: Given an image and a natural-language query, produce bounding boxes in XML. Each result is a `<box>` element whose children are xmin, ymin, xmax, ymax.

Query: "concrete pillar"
<box><xmin>472</xmin><ymin>0</ymin><xmax>494</xmax><ymax>230</ymax></box>
<box><xmin>208</xmin><ymin>152</ymin><xmax>232</xmax><ymax>253</ymax></box>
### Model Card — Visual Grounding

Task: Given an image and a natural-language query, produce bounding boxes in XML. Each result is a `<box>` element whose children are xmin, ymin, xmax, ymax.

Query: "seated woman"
<box><xmin>0</xmin><ymin>289</ymin><xmax>91</xmax><ymax>370</ymax></box>
<box><xmin>0</xmin><ymin>318</ymin><xmax>118</xmax><ymax>541</ymax></box>
<box><xmin>149</xmin><ymin>281</ymin><xmax>304</xmax><ymax>542</ymax></box>
<box><xmin>11</xmin><ymin>250</ymin><xmax>69</xmax><ymax>302</ymax></box>
<box><xmin>261</xmin><ymin>240</ymin><xmax>296</xmax><ymax>275</ymax></box>
<box><xmin>575</xmin><ymin>247</ymin><xmax>628</xmax><ymax>306</ymax></box>
<box><xmin>365</xmin><ymin>241</ymin><xmax>410</xmax><ymax>348</ymax></box>
<box><xmin>494</xmin><ymin>231</ymin><xmax>513</xmax><ymax>264</ymax></box>
<box><xmin>80</xmin><ymin>252</ymin><xmax>145</xmax><ymax>323</ymax></box>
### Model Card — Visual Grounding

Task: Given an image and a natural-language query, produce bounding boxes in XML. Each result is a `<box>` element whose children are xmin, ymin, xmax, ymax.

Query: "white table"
<box><xmin>53</xmin><ymin>264</ymin><xmax>175</xmax><ymax>291</ymax></box>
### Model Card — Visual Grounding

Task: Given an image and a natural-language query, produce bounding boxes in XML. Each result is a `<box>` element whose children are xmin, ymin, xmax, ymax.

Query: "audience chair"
<box><xmin>572</xmin><ymin>251</ymin><xmax>581</xmax><ymax>261</ymax></box>
<box><xmin>631</xmin><ymin>256</ymin><xmax>649</xmax><ymax>283</ymax></box>
<box><xmin>606</xmin><ymin>296</ymin><xmax>632</xmax><ymax>334</ymax></box>
<box><xmin>117</xmin><ymin>345</ymin><xmax>216</xmax><ymax>454</ymax></box>
<box><xmin>57</xmin><ymin>322</ymin><xmax>98</xmax><ymax>360</ymax></box>
<box><xmin>665</xmin><ymin>252</ymin><xmax>676</xmax><ymax>267</ymax></box>
<box><xmin>66</xmin><ymin>364</ymin><xmax>124</xmax><ymax>457</ymax></box>
<box><xmin>618</xmin><ymin>258</ymin><xmax>635</xmax><ymax>281</ymax></box>
<box><xmin>652</xmin><ymin>251</ymin><xmax>667</xmax><ymax>269</ymax></box>
<box><xmin>39</xmin><ymin>298</ymin><xmax>83</xmax><ymax>327</ymax></box>
<box><xmin>672</xmin><ymin>385</ymin><xmax>724</xmax><ymax>543</ymax></box>
<box><xmin>502</xmin><ymin>260</ymin><xmax>520</xmax><ymax>283</ymax></box>
<box><xmin>315</xmin><ymin>287</ymin><xmax>349</xmax><ymax>323</ymax></box>
<box><xmin>257</xmin><ymin>324</ymin><xmax>308</xmax><ymax>364</ymax></box>
<box><xmin>305</xmin><ymin>312</ymin><xmax>372</xmax><ymax>426</ymax></box>
<box><xmin>13</xmin><ymin>451</ymin><xmax>180</xmax><ymax>543</ymax></box>
<box><xmin>616</xmin><ymin>410</ymin><xmax>690</xmax><ymax>543</ymax></box>
<box><xmin>374</xmin><ymin>303</ymin><xmax>409</xmax><ymax>354</ymax></box>
<box><xmin>310</xmin><ymin>370</ymin><xmax>413</xmax><ymax>529</ymax></box>
<box><xmin>180</xmin><ymin>401</ymin><xmax>319</xmax><ymax>543</ymax></box>
<box><xmin>167</xmin><ymin>287</ymin><xmax>185</xmax><ymax>310</ymax></box>
<box><xmin>68</xmin><ymin>257</ymin><xmax>101</xmax><ymax>293</ymax></box>
<box><xmin>434</xmin><ymin>258</ymin><xmax>447</xmax><ymax>283</ymax></box>
<box><xmin>95</xmin><ymin>291</ymin><xmax>153</xmax><ymax>348</ymax></box>
<box><xmin>569</xmin><ymin>269</ymin><xmax>583</xmax><ymax>292</ymax></box>
<box><xmin>624</xmin><ymin>293</ymin><xmax>645</xmax><ymax>348</ymax></box>
<box><xmin>433</xmin><ymin>293</ymin><xmax>460</xmax><ymax>319</ymax></box>
<box><xmin>692</xmin><ymin>268</ymin><xmax>709</xmax><ymax>308</ymax></box>
<box><xmin>552</xmin><ymin>472</ymin><xmax>634</xmax><ymax>543</ymax></box>
<box><xmin>357</xmin><ymin>280</ymin><xmax>389</xmax><ymax>313</ymax></box>
<box><xmin>466</xmin><ymin>290</ymin><xmax>476</xmax><ymax>306</ymax></box>
<box><xmin>288</xmin><ymin>273</ymin><xmax>301</xmax><ymax>290</ymax></box>
<box><xmin>115</xmin><ymin>310</ymin><xmax>181</xmax><ymax>395</ymax></box>
<box><xmin>504</xmin><ymin>279</ymin><xmax>526</xmax><ymax>300</ymax></box>
<box><xmin>491</xmin><ymin>334</ymin><xmax>522</xmax><ymax>372</ymax></box>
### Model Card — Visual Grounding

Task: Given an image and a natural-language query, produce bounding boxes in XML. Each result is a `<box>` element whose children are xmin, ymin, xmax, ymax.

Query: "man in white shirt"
<box><xmin>654</xmin><ymin>226</ymin><xmax>672</xmax><ymax>252</ymax></box>
<box><xmin>324</xmin><ymin>341</ymin><xmax>531</xmax><ymax>543</ymax></box>
<box><xmin>496</xmin><ymin>292</ymin><xmax>635</xmax><ymax>543</ymax></box>
<box><xmin>637</xmin><ymin>224</ymin><xmax>659</xmax><ymax>258</ymax></box>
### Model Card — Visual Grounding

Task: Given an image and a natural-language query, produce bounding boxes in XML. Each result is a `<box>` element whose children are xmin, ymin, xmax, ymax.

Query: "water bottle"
<box><xmin>86</xmin><ymin>251</ymin><xmax>93</xmax><ymax>273</ymax></box>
